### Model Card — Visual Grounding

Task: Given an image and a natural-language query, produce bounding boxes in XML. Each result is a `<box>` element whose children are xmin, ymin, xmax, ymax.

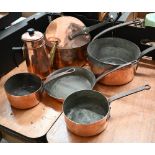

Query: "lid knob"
<box><xmin>27</xmin><ymin>28</ymin><xmax>35</xmax><ymax>36</ymax></box>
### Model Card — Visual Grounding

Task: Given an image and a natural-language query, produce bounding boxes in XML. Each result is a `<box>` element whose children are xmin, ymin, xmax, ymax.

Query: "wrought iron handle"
<box><xmin>69</xmin><ymin>12</ymin><xmax>123</xmax><ymax>40</ymax></box>
<box><xmin>93</xmin><ymin>19</ymin><xmax>143</xmax><ymax>41</ymax></box>
<box><xmin>44</xmin><ymin>68</ymin><xmax>76</xmax><ymax>85</ymax></box>
<box><xmin>139</xmin><ymin>46</ymin><xmax>155</xmax><ymax>59</ymax></box>
<box><xmin>69</xmin><ymin>13</ymin><xmax>111</xmax><ymax>40</ymax></box>
<box><xmin>69</xmin><ymin>20</ymin><xmax>111</xmax><ymax>40</ymax></box>
<box><xmin>96</xmin><ymin>60</ymin><xmax>138</xmax><ymax>83</ymax></box>
<box><xmin>108</xmin><ymin>84</ymin><xmax>151</xmax><ymax>103</ymax></box>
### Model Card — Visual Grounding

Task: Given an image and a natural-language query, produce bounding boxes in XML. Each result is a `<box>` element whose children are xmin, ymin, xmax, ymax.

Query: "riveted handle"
<box><xmin>69</xmin><ymin>20</ymin><xmax>110</xmax><ymax>40</ymax></box>
<box><xmin>69</xmin><ymin>12</ymin><xmax>122</xmax><ymax>40</ymax></box>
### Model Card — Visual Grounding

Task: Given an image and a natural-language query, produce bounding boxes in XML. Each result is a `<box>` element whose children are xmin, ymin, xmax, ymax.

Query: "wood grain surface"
<box><xmin>47</xmin><ymin>58</ymin><xmax>155</xmax><ymax>143</ymax></box>
<box><xmin>0</xmin><ymin>62</ymin><xmax>62</xmax><ymax>139</ymax></box>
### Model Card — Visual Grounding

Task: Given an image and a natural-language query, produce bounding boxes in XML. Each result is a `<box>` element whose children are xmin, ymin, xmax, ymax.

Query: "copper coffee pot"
<box><xmin>13</xmin><ymin>28</ymin><xmax>52</xmax><ymax>79</ymax></box>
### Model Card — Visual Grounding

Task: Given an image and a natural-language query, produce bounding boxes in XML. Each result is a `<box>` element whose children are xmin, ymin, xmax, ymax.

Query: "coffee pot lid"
<box><xmin>22</xmin><ymin>28</ymin><xmax>43</xmax><ymax>42</ymax></box>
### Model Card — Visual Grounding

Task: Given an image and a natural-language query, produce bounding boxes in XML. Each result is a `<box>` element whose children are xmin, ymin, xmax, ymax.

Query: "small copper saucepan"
<box><xmin>63</xmin><ymin>84</ymin><xmax>150</xmax><ymax>137</ymax></box>
<box><xmin>4</xmin><ymin>73</ymin><xmax>42</xmax><ymax>109</ymax></box>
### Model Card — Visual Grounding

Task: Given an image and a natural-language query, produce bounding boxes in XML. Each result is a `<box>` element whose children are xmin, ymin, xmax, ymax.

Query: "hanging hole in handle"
<box><xmin>144</xmin><ymin>84</ymin><xmax>151</xmax><ymax>90</ymax></box>
<box><xmin>66</xmin><ymin>68</ymin><xmax>76</xmax><ymax>73</ymax></box>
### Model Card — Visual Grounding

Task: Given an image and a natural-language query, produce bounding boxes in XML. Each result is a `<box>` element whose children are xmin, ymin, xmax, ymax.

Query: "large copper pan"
<box><xmin>45</xmin><ymin>14</ymin><xmax>113</xmax><ymax>69</ymax></box>
<box><xmin>87</xmin><ymin>20</ymin><xmax>155</xmax><ymax>85</ymax></box>
<box><xmin>45</xmin><ymin>16</ymin><xmax>91</xmax><ymax>69</ymax></box>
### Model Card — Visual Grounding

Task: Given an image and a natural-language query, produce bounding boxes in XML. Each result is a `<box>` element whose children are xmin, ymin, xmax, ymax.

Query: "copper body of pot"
<box><xmin>6</xmin><ymin>91</ymin><xmax>41</xmax><ymax>109</ymax></box>
<box><xmin>99</xmin><ymin>67</ymin><xmax>136</xmax><ymax>85</ymax></box>
<box><xmin>46</xmin><ymin>43</ymin><xmax>88</xmax><ymax>69</ymax></box>
<box><xmin>89</xmin><ymin>61</ymin><xmax>137</xmax><ymax>85</ymax></box>
<box><xmin>22</xmin><ymin>29</ymin><xmax>52</xmax><ymax>79</ymax></box>
<box><xmin>64</xmin><ymin>114</ymin><xmax>109</xmax><ymax>136</ymax></box>
<box><xmin>63</xmin><ymin>90</ymin><xmax>110</xmax><ymax>137</ymax></box>
<box><xmin>87</xmin><ymin>20</ymin><xmax>155</xmax><ymax>85</ymax></box>
<box><xmin>45</xmin><ymin>16</ymin><xmax>91</xmax><ymax>69</ymax></box>
<box><xmin>4</xmin><ymin>73</ymin><xmax>42</xmax><ymax>109</ymax></box>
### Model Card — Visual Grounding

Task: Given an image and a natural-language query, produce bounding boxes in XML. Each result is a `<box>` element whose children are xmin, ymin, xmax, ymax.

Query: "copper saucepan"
<box><xmin>4</xmin><ymin>73</ymin><xmax>42</xmax><ymax>109</ymax></box>
<box><xmin>63</xmin><ymin>84</ymin><xmax>150</xmax><ymax>136</ymax></box>
<box><xmin>44</xmin><ymin>61</ymin><xmax>137</xmax><ymax>102</ymax></box>
<box><xmin>87</xmin><ymin>20</ymin><xmax>155</xmax><ymax>85</ymax></box>
<box><xmin>45</xmin><ymin>14</ymin><xmax>120</xmax><ymax>69</ymax></box>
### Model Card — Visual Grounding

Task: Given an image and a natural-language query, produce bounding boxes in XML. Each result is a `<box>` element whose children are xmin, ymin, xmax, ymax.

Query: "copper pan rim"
<box><xmin>4</xmin><ymin>72</ymin><xmax>42</xmax><ymax>97</ymax></box>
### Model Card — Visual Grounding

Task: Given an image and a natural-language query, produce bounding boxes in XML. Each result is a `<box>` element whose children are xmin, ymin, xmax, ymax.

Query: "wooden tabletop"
<box><xmin>1</xmin><ymin>58</ymin><xmax>155</xmax><ymax>142</ymax></box>
<box><xmin>47</xmin><ymin>58</ymin><xmax>155</xmax><ymax>143</ymax></box>
<box><xmin>0</xmin><ymin>62</ymin><xmax>62</xmax><ymax>139</ymax></box>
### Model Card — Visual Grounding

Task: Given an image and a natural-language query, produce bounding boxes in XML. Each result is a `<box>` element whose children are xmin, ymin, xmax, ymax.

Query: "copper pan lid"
<box><xmin>45</xmin><ymin>16</ymin><xmax>91</xmax><ymax>49</ymax></box>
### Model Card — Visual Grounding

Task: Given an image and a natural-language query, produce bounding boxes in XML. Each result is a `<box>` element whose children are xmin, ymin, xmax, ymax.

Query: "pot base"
<box><xmin>7</xmin><ymin>93</ymin><xmax>41</xmax><ymax>110</ymax></box>
<box><xmin>99</xmin><ymin>67</ymin><xmax>135</xmax><ymax>85</ymax></box>
<box><xmin>65</xmin><ymin>116</ymin><xmax>109</xmax><ymax>137</ymax></box>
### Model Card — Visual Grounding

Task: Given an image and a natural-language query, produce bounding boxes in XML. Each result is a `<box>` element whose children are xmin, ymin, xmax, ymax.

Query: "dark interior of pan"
<box><xmin>44</xmin><ymin>67</ymin><xmax>96</xmax><ymax>100</ymax></box>
<box><xmin>4</xmin><ymin>73</ymin><xmax>42</xmax><ymax>96</ymax></box>
<box><xmin>87</xmin><ymin>37</ymin><xmax>141</xmax><ymax>65</ymax></box>
<box><xmin>64</xmin><ymin>90</ymin><xmax>109</xmax><ymax>124</ymax></box>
